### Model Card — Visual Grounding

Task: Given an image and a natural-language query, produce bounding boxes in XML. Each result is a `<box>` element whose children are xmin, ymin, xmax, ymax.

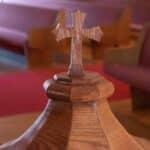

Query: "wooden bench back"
<box><xmin>25</xmin><ymin>27</ymin><xmax>68</xmax><ymax>68</ymax></box>
<box><xmin>101</xmin><ymin>7</ymin><xmax>132</xmax><ymax>47</ymax></box>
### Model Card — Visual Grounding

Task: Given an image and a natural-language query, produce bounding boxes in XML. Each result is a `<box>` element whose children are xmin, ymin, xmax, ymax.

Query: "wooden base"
<box><xmin>0</xmin><ymin>100</ymin><xmax>150</xmax><ymax>147</ymax></box>
<box><xmin>0</xmin><ymin>72</ymin><xmax>146</xmax><ymax>149</ymax></box>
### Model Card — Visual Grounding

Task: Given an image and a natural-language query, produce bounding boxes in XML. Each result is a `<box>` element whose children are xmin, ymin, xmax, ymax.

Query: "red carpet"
<box><xmin>0</xmin><ymin>64</ymin><xmax>130</xmax><ymax>117</ymax></box>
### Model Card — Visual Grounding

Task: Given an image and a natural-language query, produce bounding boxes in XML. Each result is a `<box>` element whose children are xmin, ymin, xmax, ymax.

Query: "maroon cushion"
<box><xmin>104</xmin><ymin>63</ymin><xmax>150</xmax><ymax>92</ymax></box>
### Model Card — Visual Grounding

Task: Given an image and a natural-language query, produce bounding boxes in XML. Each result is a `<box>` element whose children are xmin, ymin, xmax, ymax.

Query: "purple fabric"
<box><xmin>0</xmin><ymin>4</ymin><xmax>58</xmax><ymax>32</ymax></box>
<box><xmin>66</xmin><ymin>6</ymin><xmax>122</xmax><ymax>27</ymax></box>
<box><xmin>104</xmin><ymin>64</ymin><xmax>150</xmax><ymax>92</ymax></box>
<box><xmin>139</xmin><ymin>27</ymin><xmax>150</xmax><ymax>67</ymax></box>
<box><xmin>132</xmin><ymin>0</ymin><xmax>150</xmax><ymax>24</ymax></box>
<box><xmin>0</xmin><ymin>2</ymin><xmax>149</xmax><ymax>32</ymax></box>
<box><xmin>0</xmin><ymin>27</ymin><xmax>26</xmax><ymax>46</ymax></box>
<box><xmin>3</xmin><ymin>0</ymin><xmax>150</xmax><ymax>25</ymax></box>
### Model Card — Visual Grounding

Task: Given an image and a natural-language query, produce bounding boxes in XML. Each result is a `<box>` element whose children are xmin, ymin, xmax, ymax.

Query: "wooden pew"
<box><xmin>93</xmin><ymin>7</ymin><xmax>138</xmax><ymax>59</ymax></box>
<box><xmin>0</xmin><ymin>3</ymin><xmax>58</xmax><ymax>54</ymax></box>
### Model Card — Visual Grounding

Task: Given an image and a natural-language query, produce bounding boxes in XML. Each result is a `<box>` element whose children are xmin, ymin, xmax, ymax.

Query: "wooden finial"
<box><xmin>54</xmin><ymin>10</ymin><xmax>103</xmax><ymax>77</ymax></box>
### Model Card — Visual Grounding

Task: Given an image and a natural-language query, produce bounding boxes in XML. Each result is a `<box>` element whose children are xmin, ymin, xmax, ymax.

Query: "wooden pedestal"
<box><xmin>0</xmin><ymin>72</ymin><xmax>145</xmax><ymax>150</ymax></box>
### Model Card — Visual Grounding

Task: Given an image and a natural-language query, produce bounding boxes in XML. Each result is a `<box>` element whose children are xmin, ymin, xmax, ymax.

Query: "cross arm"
<box><xmin>53</xmin><ymin>24</ymin><xmax>72</xmax><ymax>42</ymax></box>
<box><xmin>83</xmin><ymin>26</ymin><xmax>103</xmax><ymax>42</ymax></box>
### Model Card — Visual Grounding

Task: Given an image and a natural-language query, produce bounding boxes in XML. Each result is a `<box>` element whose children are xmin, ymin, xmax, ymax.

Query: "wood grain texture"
<box><xmin>27</xmin><ymin>101</ymin><xmax>73</xmax><ymax>150</ymax></box>
<box><xmin>97</xmin><ymin>99</ymin><xmax>143</xmax><ymax>150</ymax></box>
<box><xmin>45</xmin><ymin>71</ymin><xmax>114</xmax><ymax>102</ymax></box>
<box><xmin>67</xmin><ymin>102</ymin><xmax>110</xmax><ymax>150</ymax></box>
<box><xmin>0</xmin><ymin>69</ymin><xmax>145</xmax><ymax>150</ymax></box>
<box><xmin>0</xmin><ymin>97</ymin><xmax>150</xmax><ymax>150</ymax></box>
<box><xmin>0</xmin><ymin>100</ymin><xmax>150</xmax><ymax>146</ymax></box>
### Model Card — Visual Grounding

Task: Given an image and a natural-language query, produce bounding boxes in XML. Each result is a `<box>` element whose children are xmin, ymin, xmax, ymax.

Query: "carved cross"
<box><xmin>54</xmin><ymin>10</ymin><xmax>103</xmax><ymax>77</ymax></box>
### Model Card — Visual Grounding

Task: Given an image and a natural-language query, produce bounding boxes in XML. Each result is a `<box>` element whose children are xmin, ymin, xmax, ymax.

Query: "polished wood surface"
<box><xmin>0</xmin><ymin>100</ymin><xmax>149</xmax><ymax>148</ymax></box>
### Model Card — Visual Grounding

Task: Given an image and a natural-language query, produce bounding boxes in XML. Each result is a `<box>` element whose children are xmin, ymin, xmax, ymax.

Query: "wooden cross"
<box><xmin>54</xmin><ymin>10</ymin><xmax>103</xmax><ymax>77</ymax></box>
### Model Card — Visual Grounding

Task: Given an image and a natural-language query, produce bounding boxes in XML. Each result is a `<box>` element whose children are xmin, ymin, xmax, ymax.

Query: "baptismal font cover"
<box><xmin>0</xmin><ymin>10</ymin><xmax>144</xmax><ymax>150</ymax></box>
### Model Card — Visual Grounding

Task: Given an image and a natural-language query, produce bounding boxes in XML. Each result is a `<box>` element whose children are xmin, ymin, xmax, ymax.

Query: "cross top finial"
<box><xmin>72</xmin><ymin>10</ymin><xmax>86</xmax><ymax>31</ymax></box>
<box><xmin>54</xmin><ymin>10</ymin><xmax>103</xmax><ymax>77</ymax></box>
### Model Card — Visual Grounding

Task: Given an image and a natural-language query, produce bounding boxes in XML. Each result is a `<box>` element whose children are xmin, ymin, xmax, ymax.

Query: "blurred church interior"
<box><xmin>0</xmin><ymin>0</ymin><xmax>150</xmax><ymax>149</ymax></box>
